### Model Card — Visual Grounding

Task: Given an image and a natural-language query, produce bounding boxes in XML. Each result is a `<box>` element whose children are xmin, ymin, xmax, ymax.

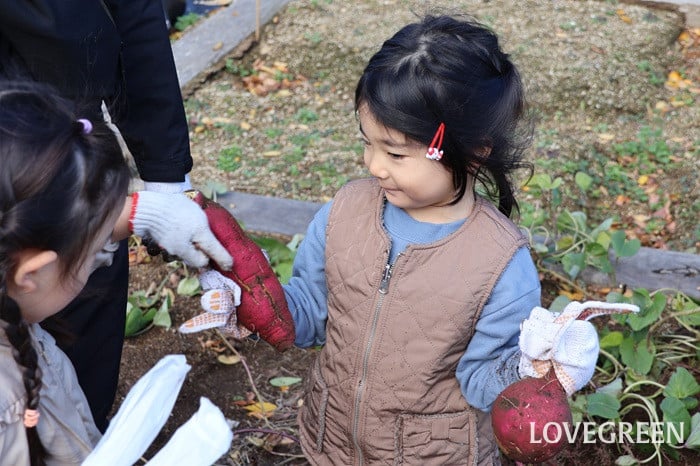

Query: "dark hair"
<box><xmin>355</xmin><ymin>14</ymin><xmax>533</xmax><ymax>217</ymax></box>
<box><xmin>0</xmin><ymin>79</ymin><xmax>130</xmax><ymax>465</ymax></box>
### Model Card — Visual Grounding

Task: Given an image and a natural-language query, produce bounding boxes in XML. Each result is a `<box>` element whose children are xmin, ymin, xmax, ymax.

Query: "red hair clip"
<box><xmin>425</xmin><ymin>122</ymin><xmax>445</xmax><ymax>161</ymax></box>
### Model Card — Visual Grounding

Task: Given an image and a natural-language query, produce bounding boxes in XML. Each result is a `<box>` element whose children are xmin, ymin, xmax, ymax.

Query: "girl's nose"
<box><xmin>365</xmin><ymin>151</ymin><xmax>387</xmax><ymax>179</ymax></box>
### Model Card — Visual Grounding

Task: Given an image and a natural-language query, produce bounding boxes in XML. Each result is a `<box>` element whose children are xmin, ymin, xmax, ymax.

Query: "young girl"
<box><xmin>0</xmin><ymin>74</ymin><xmax>238</xmax><ymax>464</ymax></box>
<box><xmin>0</xmin><ymin>80</ymin><xmax>131</xmax><ymax>465</ymax></box>
<box><xmin>285</xmin><ymin>15</ymin><xmax>540</xmax><ymax>465</ymax></box>
<box><xmin>188</xmin><ymin>14</ymin><xmax>602</xmax><ymax>465</ymax></box>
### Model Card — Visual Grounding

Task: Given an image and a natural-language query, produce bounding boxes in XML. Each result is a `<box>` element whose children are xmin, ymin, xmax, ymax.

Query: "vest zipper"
<box><xmin>351</xmin><ymin>251</ymin><xmax>395</xmax><ymax>465</ymax></box>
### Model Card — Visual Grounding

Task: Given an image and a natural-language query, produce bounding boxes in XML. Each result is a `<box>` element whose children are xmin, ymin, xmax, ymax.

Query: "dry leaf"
<box><xmin>559</xmin><ymin>289</ymin><xmax>584</xmax><ymax>301</ymax></box>
<box><xmin>616</xmin><ymin>9</ymin><xmax>632</xmax><ymax>24</ymax></box>
<box><xmin>242</xmin><ymin>401</ymin><xmax>277</xmax><ymax>419</ymax></box>
<box><xmin>217</xmin><ymin>354</ymin><xmax>242</xmax><ymax>365</ymax></box>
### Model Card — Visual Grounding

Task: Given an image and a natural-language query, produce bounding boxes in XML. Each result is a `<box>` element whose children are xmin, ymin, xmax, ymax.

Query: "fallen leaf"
<box><xmin>217</xmin><ymin>354</ymin><xmax>242</xmax><ymax>365</ymax></box>
<box><xmin>616</xmin><ymin>9</ymin><xmax>632</xmax><ymax>24</ymax></box>
<box><xmin>212</xmin><ymin>41</ymin><xmax>223</xmax><ymax>51</ymax></box>
<box><xmin>559</xmin><ymin>289</ymin><xmax>584</xmax><ymax>301</ymax></box>
<box><xmin>242</xmin><ymin>401</ymin><xmax>277</xmax><ymax>419</ymax></box>
<box><xmin>597</xmin><ymin>132</ymin><xmax>615</xmax><ymax>141</ymax></box>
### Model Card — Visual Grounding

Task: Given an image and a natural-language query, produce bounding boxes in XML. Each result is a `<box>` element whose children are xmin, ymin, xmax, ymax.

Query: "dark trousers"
<box><xmin>41</xmin><ymin>239</ymin><xmax>129</xmax><ymax>432</ymax></box>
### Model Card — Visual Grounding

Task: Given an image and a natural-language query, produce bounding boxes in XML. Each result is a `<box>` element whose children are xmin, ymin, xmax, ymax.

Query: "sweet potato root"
<box><xmin>491</xmin><ymin>368</ymin><xmax>572</xmax><ymax>463</ymax></box>
<box><xmin>187</xmin><ymin>191</ymin><xmax>295</xmax><ymax>352</ymax></box>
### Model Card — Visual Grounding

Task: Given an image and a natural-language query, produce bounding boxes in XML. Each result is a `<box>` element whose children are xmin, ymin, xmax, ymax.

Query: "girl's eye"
<box><xmin>388</xmin><ymin>152</ymin><xmax>405</xmax><ymax>159</ymax></box>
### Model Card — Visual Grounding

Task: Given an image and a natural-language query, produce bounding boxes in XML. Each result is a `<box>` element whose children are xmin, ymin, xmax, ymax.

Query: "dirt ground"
<box><xmin>116</xmin><ymin>1</ymin><xmax>700</xmax><ymax>465</ymax></box>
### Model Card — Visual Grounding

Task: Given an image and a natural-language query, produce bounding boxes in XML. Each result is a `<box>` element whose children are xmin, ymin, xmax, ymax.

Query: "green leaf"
<box><xmin>562</xmin><ymin>252</ymin><xmax>585</xmax><ymax>279</ymax></box>
<box><xmin>619</xmin><ymin>336</ymin><xmax>654</xmax><ymax>375</ymax></box>
<box><xmin>660</xmin><ymin>397</ymin><xmax>691</xmax><ymax>444</ymax></box>
<box><xmin>610</xmin><ymin>230</ymin><xmax>641</xmax><ymax>258</ymax></box>
<box><xmin>575</xmin><ymin>171</ymin><xmax>593</xmax><ymax>191</ymax></box>
<box><xmin>128</xmin><ymin>291</ymin><xmax>158</xmax><ymax>308</ymax></box>
<box><xmin>549</xmin><ymin>295</ymin><xmax>571</xmax><ymax>313</ymax></box>
<box><xmin>590</xmin><ymin>218</ymin><xmax>614</xmax><ymax>240</ymax></box>
<box><xmin>153</xmin><ymin>297</ymin><xmax>172</xmax><ymax>328</ymax></box>
<box><xmin>177</xmin><ymin>276</ymin><xmax>201</xmax><ymax>296</ymax></box>
<box><xmin>586</xmin><ymin>392</ymin><xmax>620</xmax><ymax>419</ymax></box>
<box><xmin>614</xmin><ymin>455</ymin><xmax>638</xmax><ymax>466</ymax></box>
<box><xmin>556</xmin><ymin>235</ymin><xmax>575</xmax><ymax>251</ymax></box>
<box><xmin>125</xmin><ymin>303</ymin><xmax>156</xmax><ymax>338</ymax></box>
<box><xmin>269</xmin><ymin>376</ymin><xmax>302</xmax><ymax>387</ymax></box>
<box><xmin>664</xmin><ymin>367</ymin><xmax>700</xmax><ymax>399</ymax></box>
<box><xmin>627</xmin><ymin>292</ymin><xmax>665</xmax><ymax>331</ymax></box>
<box><xmin>569</xmin><ymin>394</ymin><xmax>587</xmax><ymax>424</ymax></box>
<box><xmin>275</xmin><ymin>261</ymin><xmax>293</xmax><ymax>284</ymax></box>
<box><xmin>597</xmin><ymin>378</ymin><xmax>623</xmax><ymax>397</ymax></box>
<box><xmin>685</xmin><ymin>413</ymin><xmax>700</xmax><ymax>449</ymax></box>
<box><xmin>124</xmin><ymin>302</ymin><xmax>144</xmax><ymax>337</ymax></box>
<box><xmin>599</xmin><ymin>331</ymin><xmax>624</xmax><ymax>349</ymax></box>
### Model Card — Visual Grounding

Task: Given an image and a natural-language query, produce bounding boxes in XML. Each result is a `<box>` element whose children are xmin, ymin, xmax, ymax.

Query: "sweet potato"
<box><xmin>492</xmin><ymin>303</ymin><xmax>638</xmax><ymax>463</ymax></box>
<box><xmin>491</xmin><ymin>368</ymin><xmax>572</xmax><ymax>463</ymax></box>
<box><xmin>187</xmin><ymin>191</ymin><xmax>295</xmax><ymax>352</ymax></box>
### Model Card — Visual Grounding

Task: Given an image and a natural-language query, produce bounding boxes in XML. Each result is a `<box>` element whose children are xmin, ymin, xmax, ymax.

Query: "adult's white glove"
<box><xmin>129</xmin><ymin>191</ymin><xmax>233</xmax><ymax>270</ymax></box>
<box><xmin>518</xmin><ymin>300</ymin><xmax>639</xmax><ymax>395</ymax></box>
<box><xmin>143</xmin><ymin>174</ymin><xmax>193</xmax><ymax>194</ymax></box>
<box><xmin>178</xmin><ymin>269</ymin><xmax>251</xmax><ymax>339</ymax></box>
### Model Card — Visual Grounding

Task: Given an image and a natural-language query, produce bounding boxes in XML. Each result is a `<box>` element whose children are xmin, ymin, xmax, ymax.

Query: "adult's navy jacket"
<box><xmin>0</xmin><ymin>0</ymin><xmax>192</xmax><ymax>182</ymax></box>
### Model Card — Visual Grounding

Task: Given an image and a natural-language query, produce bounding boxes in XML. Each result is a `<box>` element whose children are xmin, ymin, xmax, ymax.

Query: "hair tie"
<box><xmin>77</xmin><ymin>118</ymin><xmax>93</xmax><ymax>134</ymax></box>
<box><xmin>23</xmin><ymin>409</ymin><xmax>40</xmax><ymax>428</ymax></box>
<box><xmin>425</xmin><ymin>122</ymin><xmax>445</xmax><ymax>161</ymax></box>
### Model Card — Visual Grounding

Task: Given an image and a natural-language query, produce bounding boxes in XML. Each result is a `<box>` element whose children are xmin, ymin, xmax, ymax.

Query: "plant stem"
<box><xmin>215</xmin><ymin>329</ymin><xmax>274</xmax><ymax>429</ymax></box>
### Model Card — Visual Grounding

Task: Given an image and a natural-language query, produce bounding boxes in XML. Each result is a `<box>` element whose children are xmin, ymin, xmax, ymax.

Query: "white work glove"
<box><xmin>178</xmin><ymin>269</ymin><xmax>251</xmax><ymax>339</ymax></box>
<box><xmin>129</xmin><ymin>190</ymin><xmax>233</xmax><ymax>270</ymax></box>
<box><xmin>518</xmin><ymin>300</ymin><xmax>639</xmax><ymax>395</ymax></box>
<box><xmin>143</xmin><ymin>174</ymin><xmax>193</xmax><ymax>194</ymax></box>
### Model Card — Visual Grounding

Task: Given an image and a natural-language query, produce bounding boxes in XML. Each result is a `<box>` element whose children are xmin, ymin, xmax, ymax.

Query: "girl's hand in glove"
<box><xmin>518</xmin><ymin>300</ymin><xmax>639</xmax><ymax>394</ymax></box>
<box><xmin>178</xmin><ymin>269</ymin><xmax>252</xmax><ymax>339</ymax></box>
<box><xmin>128</xmin><ymin>191</ymin><xmax>233</xmax><ymax>270</ymax></box>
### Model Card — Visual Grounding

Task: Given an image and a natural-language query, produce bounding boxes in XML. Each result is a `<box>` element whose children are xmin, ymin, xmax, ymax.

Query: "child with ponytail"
<box><xmin>0</xmin><ymin>75</ymin><xmax>225</xmax><ymax>465</ymax></box>
<box><xmin>0</xmin><ymin>79</ymin><xmax>132</xmax><ymax>465</ymax></box>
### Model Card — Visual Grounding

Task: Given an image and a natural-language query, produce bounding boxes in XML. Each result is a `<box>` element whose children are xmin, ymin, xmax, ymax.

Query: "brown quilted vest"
<box><xmin>298</xmin><ymin>179</ymin><xmax>527</xmax><ymax>465</ymax></box>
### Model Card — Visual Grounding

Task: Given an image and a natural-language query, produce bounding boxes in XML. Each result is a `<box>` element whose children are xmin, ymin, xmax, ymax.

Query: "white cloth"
<box><xmin>82</xmin><ymin>355</ymin><xmax>190</xmax><ymax>466</ymax></box>
<box><xmin>518</xmin><ymin>300</ymin><xmax>639</xmax><ymax>395</ymax></box>
<box><xmin>145</xmin><ymin>397</ymin><xmax>233</xmax><ymax>466</ymax></box>
<box><xmin>130</xmin><ymin>191</ymin><xmax>233</xmax><ymax>270</ymax></box>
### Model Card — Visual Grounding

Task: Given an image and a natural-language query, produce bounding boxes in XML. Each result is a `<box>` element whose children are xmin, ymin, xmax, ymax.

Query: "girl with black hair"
<box><xmin>0</xmin><ymin>78</ymin><xmax>232</xmax><ymax>465</ymax></box>
<box><xmin>189</xmin><ymin>15</ymin><xmax>603</xmax><ymax>464</ymax></box>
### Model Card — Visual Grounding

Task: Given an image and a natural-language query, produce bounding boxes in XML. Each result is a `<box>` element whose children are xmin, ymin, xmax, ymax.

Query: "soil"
<box><xmin>116</xmin><ymin>1</ymin><xmax>700</xmax><ymax>465</ymax></box>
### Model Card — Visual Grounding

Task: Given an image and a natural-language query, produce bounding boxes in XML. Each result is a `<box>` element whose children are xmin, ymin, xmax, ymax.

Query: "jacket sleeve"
<box><xmin>456</xmin><ymin>246</ymin><xmax>541</xmax><ymax>411</ymax></box>
<box><xmin>283</xmin><ymin>201</ymin><xmax>333</xmax><ymax>348</ymax></box>
<box><xmin>104</xmin><ymin>0</ymin><xmax>193</xmax><ymax>182</ymax></box>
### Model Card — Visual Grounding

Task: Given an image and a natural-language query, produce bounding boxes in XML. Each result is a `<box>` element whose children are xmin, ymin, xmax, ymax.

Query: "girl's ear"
<box><xmin>12</xmin><ymin>250</ymin><xmax>59</xmax><ymax>293</ymax></box>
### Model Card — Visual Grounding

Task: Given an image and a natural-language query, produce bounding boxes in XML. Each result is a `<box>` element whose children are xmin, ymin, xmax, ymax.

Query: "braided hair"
<box><xmin>355</xmin><ymin>14</ymin><xmax>533</xmax><ymax>217</ymax></box>
<box><xmin>0</xmin><ymin>79</ymin><xmax>130</xmax><ymax>465</ymax></box>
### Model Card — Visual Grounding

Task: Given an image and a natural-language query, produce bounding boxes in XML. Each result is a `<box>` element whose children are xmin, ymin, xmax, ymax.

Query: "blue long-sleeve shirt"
<box><xmin>283</xmin><ymin>200</ymin><xmax>541</xmax><ymax>411</ymax></box>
